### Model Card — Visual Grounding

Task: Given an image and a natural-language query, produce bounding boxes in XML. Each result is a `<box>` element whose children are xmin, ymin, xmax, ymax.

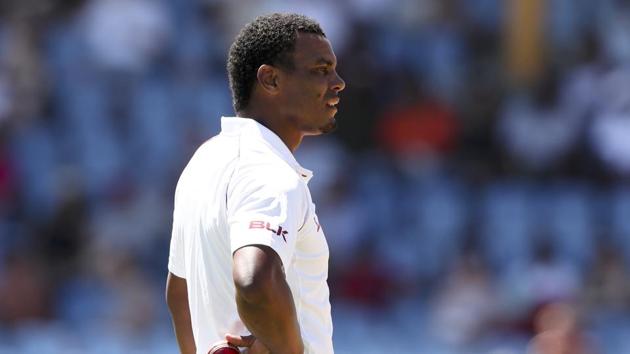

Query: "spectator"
<box><xmin>526</xmin><ymin>302</ymin><xmax>598</xmax><ymax>354</ymax></box>
<box><xmin>0</xmin><ymin>250</ymin><xmax>52</xmax><ymax>326</ymax></box>
<box><xmin>80</xmin><ymin>0</ymin><xmax>172</xmax><ymax>72</ymax></box>
<box><xmin>581</xmin><ymin>241</ymin><xmax>630</xmax><ymax>315</ymax></box>
<box><xmin>376</xmin><ymin>74</ymin><xmax>459</xmax><ymax>174</ymax></box>
<box><xmin>589</xmin><ymin>66</ymin><xmax>630</xmax><ymax>177</ymax></box>
<box><xmin>497</xmin><ymin>68</ymin><xmax>585</xmax><ymax>174</ymax></box>
<box><xmin>501</xmin><ymin>240</ymin><xmax>583</xmax><ymax>335</ymax></box>
<box><xmin>429</xmin><ymin>249</ymin><xmax>496</xmax><ymax>346</ymax></box>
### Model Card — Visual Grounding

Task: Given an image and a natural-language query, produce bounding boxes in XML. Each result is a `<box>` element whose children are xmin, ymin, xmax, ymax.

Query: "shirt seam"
<box><xmin>224</xmin><ymin>133</ymin><xmax>243</xmax><ymax>222</ymax></box>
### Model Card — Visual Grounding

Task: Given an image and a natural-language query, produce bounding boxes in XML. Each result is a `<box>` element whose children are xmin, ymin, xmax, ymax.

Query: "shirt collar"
<box><xmin>220</xmin><ymin>117</ymin><xmax>313</xmax><ymax>183</ymax></box>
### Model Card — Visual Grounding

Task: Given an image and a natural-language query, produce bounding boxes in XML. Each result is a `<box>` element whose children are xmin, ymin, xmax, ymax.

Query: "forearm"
<box><xmin>233</xmin><ymin>246</ymin><xmax>303</xmax><ymax>354</ymax></box>
<box><xmin>166</xmin><ymin>272</ymin><xmax>196</xmax><ymax>354</ymax></box>
<box><xmin>236</xmin><ymin>276</ymin><xmax>302</xmax><ymax>354</ymax></box>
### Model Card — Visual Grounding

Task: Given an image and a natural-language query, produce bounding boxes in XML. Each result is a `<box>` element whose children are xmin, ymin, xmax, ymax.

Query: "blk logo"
<box><xmin>249</xmin><ymin>221</ymin><xmax>288</xmax><ymax>242</ymax></box>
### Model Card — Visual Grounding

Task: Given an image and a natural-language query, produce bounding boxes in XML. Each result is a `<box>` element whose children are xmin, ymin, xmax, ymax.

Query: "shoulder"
<box><xmin>232</xmin><ymin>157</ymin><xmax>305</xmax><ymax>197</ymax></box>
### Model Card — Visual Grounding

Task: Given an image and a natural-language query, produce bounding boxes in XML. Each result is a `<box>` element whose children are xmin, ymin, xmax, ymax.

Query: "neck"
<box><xmin>238</xmin><ymin>109</ymin><xmax>303</xmax><ymax>152</ymax></box>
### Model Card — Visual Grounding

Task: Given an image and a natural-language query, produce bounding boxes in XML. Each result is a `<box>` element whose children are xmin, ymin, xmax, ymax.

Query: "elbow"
<box><xmin>233</xmin><ymin>263</ymin><xmax>278</xmax><ymax>304</ymax></box>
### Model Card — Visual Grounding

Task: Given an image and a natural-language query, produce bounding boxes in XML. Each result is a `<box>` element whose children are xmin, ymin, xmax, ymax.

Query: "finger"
<box><xmin>225</xmin><ymin>333</ymin><xmax>256</xmax><ymax>347</ymax></box>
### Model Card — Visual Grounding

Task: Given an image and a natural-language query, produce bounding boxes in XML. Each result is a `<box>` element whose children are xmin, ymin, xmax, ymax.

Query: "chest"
<box><xmin>294</xmin><ymin>203</ymin><xmax>329</xmax><ymax>272</ymax></box>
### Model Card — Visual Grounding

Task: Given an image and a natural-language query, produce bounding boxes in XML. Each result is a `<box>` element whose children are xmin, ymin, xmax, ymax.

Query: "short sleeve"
<box><xmin>227</xmin><ymin>164</ymin><xmax>307</xmax><ymax>269</ymax></box>
<box><xmin>168</xmin><ymin>211</ymin><xmax>186</xmax><ymax>278</ymax></box>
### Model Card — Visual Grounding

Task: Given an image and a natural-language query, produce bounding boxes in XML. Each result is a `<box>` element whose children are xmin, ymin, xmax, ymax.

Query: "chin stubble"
<box><xmin>319</xmin><ymin>118</ymin><xmax>337</xmax><ymax>134</ymax></box>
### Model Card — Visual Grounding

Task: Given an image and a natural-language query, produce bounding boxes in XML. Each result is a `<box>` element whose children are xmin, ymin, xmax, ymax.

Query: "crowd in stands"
<box><xmin>1</xmin><ymin>0</ymin><xmax>630</xmax><ymax>353</ymax></box>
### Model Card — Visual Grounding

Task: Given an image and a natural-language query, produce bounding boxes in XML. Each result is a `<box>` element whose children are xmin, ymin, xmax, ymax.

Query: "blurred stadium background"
<box><xmin>1</xmin><ymin>0</ymin><xmax>630</xmax><ymax>353</ymax></box>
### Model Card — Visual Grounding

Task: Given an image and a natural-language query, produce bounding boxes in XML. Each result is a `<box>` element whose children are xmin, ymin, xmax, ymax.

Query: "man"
<box><xmin>166</xmin><ymin>13</ymin><xmax>345</xmax><ymax>354</ymax></box>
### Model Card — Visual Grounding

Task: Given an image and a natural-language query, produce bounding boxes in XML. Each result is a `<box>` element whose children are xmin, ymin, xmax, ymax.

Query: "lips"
<box><xmin>325</xmin><ymin>97</ymin><xmax>340</xmax><ymax>109</ymax></box>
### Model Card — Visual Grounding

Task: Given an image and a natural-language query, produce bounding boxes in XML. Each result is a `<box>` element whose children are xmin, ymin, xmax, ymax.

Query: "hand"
<box><xmin>225</xmin><ymin>333</ymin><xmax>271</xmax><ymax>354</ymax></box>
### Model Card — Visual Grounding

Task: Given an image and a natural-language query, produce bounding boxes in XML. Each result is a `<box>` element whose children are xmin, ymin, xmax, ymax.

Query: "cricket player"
<box><xmin>166</xmin><ymin>13</ymin><xmax>345</xmax><ymax>354</ymax></box>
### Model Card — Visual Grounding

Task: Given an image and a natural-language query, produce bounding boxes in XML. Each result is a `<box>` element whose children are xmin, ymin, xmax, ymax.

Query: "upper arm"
<box><xmin>166</xmin><ymin>271</ymin><xmax>188</xmax><ymax>309</ymax></box>
<box><xmin>232</xmin><ymin>245</ymin><xmax>286</xmax><ymax>301</ymax></box>
<box><xmin>165</xmin><ymin>272</ymin><xmax>196</xmax><ymax>354</ymax></box>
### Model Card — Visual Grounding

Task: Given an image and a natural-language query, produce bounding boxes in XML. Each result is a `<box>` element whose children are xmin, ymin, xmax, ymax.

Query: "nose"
<box><xmin>331</xmin><ymin>71</ymin><xmax>346</xmax><ymax>93</ymax></box>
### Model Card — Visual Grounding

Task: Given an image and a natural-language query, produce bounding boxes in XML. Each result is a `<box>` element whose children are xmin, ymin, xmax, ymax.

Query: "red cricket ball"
<box><xmin>208</xmin><ymin>342</ymin><xmax>240</xmax><ymax>354</ymax></box>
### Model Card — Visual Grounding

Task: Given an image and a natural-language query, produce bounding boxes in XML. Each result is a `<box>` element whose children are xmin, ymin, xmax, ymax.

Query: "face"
<box><xmin>277</xmin><ymin>33</ymin><xmax>346</xmax><ymax>135</ymax></box>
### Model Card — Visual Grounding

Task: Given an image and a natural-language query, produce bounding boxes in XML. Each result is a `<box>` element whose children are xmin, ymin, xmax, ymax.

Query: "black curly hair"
<box><xmin>227</xmin><ymin>13</ymin><xmax>325</xmax><ymax>112</ymax></box>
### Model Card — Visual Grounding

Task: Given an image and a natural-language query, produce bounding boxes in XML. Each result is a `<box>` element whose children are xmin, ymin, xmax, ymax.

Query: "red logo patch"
<box><xmin>249</xmin><ymin>221</ymin><xmax>288</xmax><ymax>242</ymax></box>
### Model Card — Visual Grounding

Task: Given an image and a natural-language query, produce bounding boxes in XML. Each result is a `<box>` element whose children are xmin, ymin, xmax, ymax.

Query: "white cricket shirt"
<box><xmin>168</xmin><ymin>117</ymin><xmax>333</xmax><ymax>354</ymax></box>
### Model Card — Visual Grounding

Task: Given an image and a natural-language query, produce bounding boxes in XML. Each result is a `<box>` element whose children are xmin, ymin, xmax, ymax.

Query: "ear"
<box><xmin>256</xmin><ymin>64</ymin><xmax>280</xmax><ymax>94</ymax></box>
